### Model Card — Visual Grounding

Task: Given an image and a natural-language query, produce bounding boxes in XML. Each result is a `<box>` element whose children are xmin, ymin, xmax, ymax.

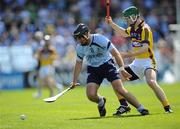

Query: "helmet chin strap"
<box><xmin>82</xmin><ymin>34</ymin><xmax>88</xmax><ymax>40</ymax></box>
<box><xmin>81</xmin><ymin>34</ymin><xmax>90</xmax><ymax>46</ymax></box>
<box><xmin>130</xmin><ymin>15</ymin><xmax>137</xmax><ymax>22</ymax></box>
<box><xmin>130</xmin><ymin>15</ymin><xmax>137</xmax><ymax>23</ymax></box>
<box><xmin>129</xmin><ymin>15</ymin><xmax>140</xmax><ymax>25</ymax></box>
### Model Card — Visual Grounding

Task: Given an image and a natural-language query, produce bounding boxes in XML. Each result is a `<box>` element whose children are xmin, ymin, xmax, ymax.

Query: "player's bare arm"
<box><xmin>110</xmin><ymin>47</ymin><xmax>125</xmax><ymax>67</ymax></box>
<box><xmin>121</xmin><ymin>44</ymin><xmax>149</xmax><ymax>58</ymax></box>
<box><xmin>72</xmin><ymin>60</ymin><xmax>83</xmax><ymax>88</ymax></box>
<box><xmin>105</xmin><ymin>17</ymin><xmax>129</xmax><ymax>37</ymax></box>
<box><xmin>110</xmin><ymin>48</ymin><xmax>132</xmax><ymax>80</ymax></box>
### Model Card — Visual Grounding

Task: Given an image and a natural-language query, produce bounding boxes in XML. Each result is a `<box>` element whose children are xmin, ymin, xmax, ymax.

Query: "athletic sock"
<box><xmin>162</xmin><ymin>100</ymin><xmax>170</xmax><ymax>107</ymax></box>
<box><xmin>119</xmin><ymin>98</ymin><xmax>128</xmax><ymax>106</ymax></box>
<box><xmin>137</xmin><ymin>104</ymin><xmax>145</xmax><ymax>112</ymax></box>
<box><xmin>98</xmin><ymin>97</ymin><xmax>104</xmax><ymax>107</ymax></box>
<box><xmin>162</xmin><ymin>100</ymin><xmax>171</xmax><ymax>111</ymax></box>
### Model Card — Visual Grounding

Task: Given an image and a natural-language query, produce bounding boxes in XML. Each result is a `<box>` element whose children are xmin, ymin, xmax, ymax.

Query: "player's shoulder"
<box><xmin>92</xmin><ymin>33</ymin><xmax>106</xmax><ymax>39</ymax></box>
<box><xmin>75</xmin><ymin>43</ymin><xmax>83</xmax><ymax>52</ymax></box>
<box><xmin>92</xmin><ymin>33</ymin><xmax>109</xmax><ymax>42</ymax></box>
<box><xmin>143</xmin><ymin>22</ymin><xmax>152</xmax><ymax>30</ymax></box>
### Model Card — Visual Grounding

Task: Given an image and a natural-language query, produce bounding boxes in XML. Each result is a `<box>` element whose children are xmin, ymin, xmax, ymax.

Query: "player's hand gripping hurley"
<box><xmin>43</xmin><ymin>83</ymin><xmax>79</xmax><ymax>103</ymax></box>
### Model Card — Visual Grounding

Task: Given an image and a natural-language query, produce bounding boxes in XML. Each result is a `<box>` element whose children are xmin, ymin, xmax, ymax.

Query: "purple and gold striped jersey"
<box><xmin>125</xmin><ymin>21</ymin><xmax>156</xmax><ymax>66</ymax></box>
<box><xmin>37</xmin><ymin>46</ymin><xmax>58</xmax><ymax>67</ymax></box>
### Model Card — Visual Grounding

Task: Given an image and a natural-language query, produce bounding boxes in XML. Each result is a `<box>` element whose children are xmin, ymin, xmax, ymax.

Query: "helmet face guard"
<box><xmin>73</xmin><ymin>33</ymin><xmax>85</xmax><ymax>40</ymax></box>
<box><xmin>73</xmin><ymin>23</ymin><xmax>89</xmax><ymax>40</ymax></box>
<box><xmin>122</xmin><ymin>6</ymin><xmax>140</xmax><ymax>24</ymax></box>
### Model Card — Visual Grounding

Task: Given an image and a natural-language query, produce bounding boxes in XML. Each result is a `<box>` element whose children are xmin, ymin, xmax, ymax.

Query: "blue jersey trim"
<box><xmin>90</xmin><ymin>42</ymin><xmax>104</xmax><ymax>49</ymax></box>
<box><xmin>77</xmin><ymin>54</ymin><xmax>83</xmax><ymax>60</ymax></box>
<box><xmin>107</xmin><ymin>41</ymin><xmax>111</xmax><ymax>49</ymax></box>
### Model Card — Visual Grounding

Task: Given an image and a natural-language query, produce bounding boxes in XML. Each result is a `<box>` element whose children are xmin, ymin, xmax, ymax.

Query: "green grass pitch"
<box><xmin>0</xmin><ymin>83</ymin><xmax>180</xmax><ymax>129</ymax></box>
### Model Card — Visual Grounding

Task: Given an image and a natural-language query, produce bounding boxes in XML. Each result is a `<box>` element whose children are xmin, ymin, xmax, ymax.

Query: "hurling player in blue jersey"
<box><xmin>70</xmin><ymin>23</ymin><xmax>149</xmax><ymax>117</ymax></box>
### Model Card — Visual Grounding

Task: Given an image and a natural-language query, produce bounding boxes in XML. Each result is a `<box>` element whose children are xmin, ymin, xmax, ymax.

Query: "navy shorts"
<box><xmin>87</xmin><ymin>59</ymin><xmax>120</xmax><ymax>85</ymax></box>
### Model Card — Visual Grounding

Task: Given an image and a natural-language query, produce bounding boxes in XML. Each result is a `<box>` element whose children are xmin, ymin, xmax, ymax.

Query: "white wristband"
<box><xmin>118</xmin><ymin>66</ymin><xmax>125</xmax><ymax>71</ymax></box>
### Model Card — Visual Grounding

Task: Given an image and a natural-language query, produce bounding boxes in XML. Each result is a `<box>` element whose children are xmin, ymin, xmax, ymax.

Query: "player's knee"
<box><xmin>86</xmin><ymin>92</ymin><xmax>97</xmax><ymax>101</ymax></box>
<box><xmin>146</xmin><ymin>79</ymin><xmax>157</xmax><ymax>86</ymax></box>
<box><xmin>114</xmin><ymin>86</ymin><xmax>127</xmax><ymax>95</ymax></box>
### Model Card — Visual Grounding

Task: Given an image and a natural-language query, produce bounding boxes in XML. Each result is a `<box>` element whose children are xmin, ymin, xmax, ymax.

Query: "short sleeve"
<box><xmin>107</xmin><ymin>41</ymin><xmax>115</xmax><ymax>51</ymax></box>
<box><xmin>125</xmin><ymin>27</ymin><xmax>131</xmax><ymax>36</ymax></box>
<box><xmin>141</xmin><ymin>27</ymin><xmax>150</xmax><ymax>45</ymax></box>
<box><xmin>95</xmin><ymin>34</ymin><xmax>115</xmax><ymax>51</ymax></box>
<box><xmin>76</xmin><ymin>45</ymin><xmax>84</xmax><ymax>61</ymax></box>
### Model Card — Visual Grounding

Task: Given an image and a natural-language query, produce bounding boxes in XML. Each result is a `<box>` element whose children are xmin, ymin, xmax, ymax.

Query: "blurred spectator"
<box><xmin>111</xmin><ymin>31</ymin><xmax>128</xmax><ymax>51</ymax></box>
<box><xmin>33</xmin><ymin>35</ymin><xmax>63</xmax><ymax>98</ymax></box>
<box><xmin>156</xmin><ymin>38</ymin><xmax>174</xmax><ymax>81</ymax></box>
<box><xmin>0</xmin><ymin>0</ymin><xmax>177</xmax><ymax>84</ymax></box>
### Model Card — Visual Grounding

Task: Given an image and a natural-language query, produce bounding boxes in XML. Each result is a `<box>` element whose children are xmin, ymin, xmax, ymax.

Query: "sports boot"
<box><xmin>113</xmin><ymin>105</ymin><xmax>131</xmax><ymax>116</ymax></box>
<box><xmin>164</xmin><ymin>105</ymin><xmax>173</xmax><ymax>113</ymax></box>
<box><xmin>98</xmin><ymin>97</ymin><xmax>106</xmax><ymax>117</ymax></box>
<box><xmin>139</xmin><ymin>109</ymin><xmax>149</xmax><ymax>115</ymax></box>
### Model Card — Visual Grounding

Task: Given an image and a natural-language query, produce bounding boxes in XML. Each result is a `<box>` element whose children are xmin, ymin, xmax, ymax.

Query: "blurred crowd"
<box><xmin>0</xmin><ymin>0</ymin><xmax>176</xmax><ymax>82</ymax></box>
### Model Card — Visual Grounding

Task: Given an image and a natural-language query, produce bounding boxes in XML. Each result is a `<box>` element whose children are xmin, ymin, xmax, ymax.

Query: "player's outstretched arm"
<box><xmin>120</xmin><ymin>44</ymin><xmax>149</xmax><ymax>58</ymax></box>
<box><xmin>105</xmin><ymin>16</ymin><xmax>128</xmax><ymax>37</ymax></box>
<box><xmin>71</xmin><ymin>60</ymin><xmax>83</xmax><ymax>89</ymax></box>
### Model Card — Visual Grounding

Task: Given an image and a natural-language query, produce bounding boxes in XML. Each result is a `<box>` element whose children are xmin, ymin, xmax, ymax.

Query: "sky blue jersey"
<box><xmin>76</xmin><ymin>34</ymin><xmax>115</xmax><ymax>67</ymax></box>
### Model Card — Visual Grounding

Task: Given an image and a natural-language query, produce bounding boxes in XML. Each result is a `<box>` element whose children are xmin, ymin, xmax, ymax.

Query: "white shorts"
<box><xmin>129</xmin><ymin>58</ymin><xmax>156</xmax><ymax>79</ymax></box>
<box><xmin>39</xmin><ymin>65</ymin><xmax>55</xmax><ymax>79</ymax></box>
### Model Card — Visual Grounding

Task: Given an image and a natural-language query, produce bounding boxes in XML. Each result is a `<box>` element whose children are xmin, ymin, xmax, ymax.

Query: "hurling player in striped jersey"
<box><xmin>105</xmin><ymin>6</ymin><xmax>173</xmax><ymax>115</ymax></box>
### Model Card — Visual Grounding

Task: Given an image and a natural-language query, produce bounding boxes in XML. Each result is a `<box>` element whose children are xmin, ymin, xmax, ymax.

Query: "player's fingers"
<box><xmin>122</xmin><ymin>74</ymin><xmax>129</xmax><ymax>81</ymax></box>
<box><xmin>105</xmin><ymin>17</ymin><xmax>108</xmax><ymax>23</ymax></box>
<box><xmin>105</xmin><ymin>16</ymin><xmax>111</xmax><ymax>24</ymax></box>
<box><xmin>125</xmin><ymin>71</ymin><xmax>132</xmax><ymax>78</ymax></box>
<box><xmin>127</xmin><ymin>73</ymin><xmax>132</xmax><ymax>79</ymax></box>
<box><xmin>120</xmin><ymin>72</ymin><xmax>127</xmax><ymax>81</ymax></box>
<box><xmin>125</xmin><ymin>70</ymin><xmax>131</xmax><ymax>76</ymax></box>
<box><xmin>121</xmin><ymin>72</ymin><xmax>132</xmax><ymax>80</ymax></box>
<box><xmin>70</xmin><ymin>82</ymin><xmax>80</xmax><ymax>89</ymax></box>
<box><xmin>70</xmin><ymin>82</ymin><xmax>76</xmax><ymax>89</ymax></box>
<box><xmin>121</xmin><ymin>70</ymin><xmax>131</xmax><ymax>78</ymax></box>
